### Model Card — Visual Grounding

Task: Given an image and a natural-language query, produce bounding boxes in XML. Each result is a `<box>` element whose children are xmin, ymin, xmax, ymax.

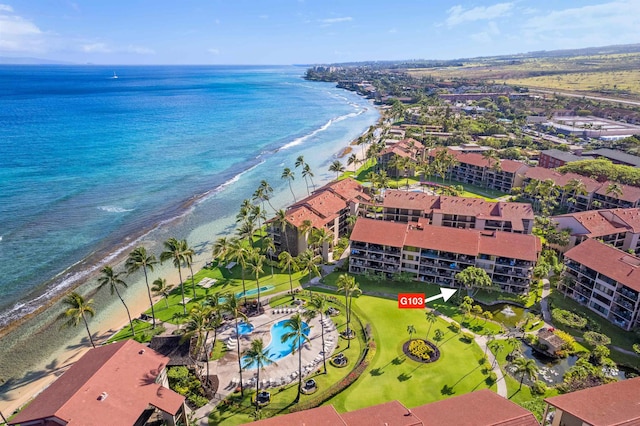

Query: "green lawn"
<box><xmin>146</xmin><ymin>264</ymin><xmax>311</xmax><ymax>324</ymax></box>
<box><xmin>106</xmin><ymin>319</ymin><xmax>166</xmax><ymax>343</ymax></box>
<box><xmin>324</xmin><ymin>295</ymin><xmax>494</xmax><ymax>412</ymax></box>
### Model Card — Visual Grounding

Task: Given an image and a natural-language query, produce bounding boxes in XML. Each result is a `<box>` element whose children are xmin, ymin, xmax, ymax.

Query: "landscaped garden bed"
<box><xmin>403</xmin><ymin>339</ymin><xmax>440</xmax><ymax>363</ymax></box>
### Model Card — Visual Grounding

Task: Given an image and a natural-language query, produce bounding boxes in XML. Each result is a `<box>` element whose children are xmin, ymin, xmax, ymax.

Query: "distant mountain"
<box><xmin>0</xmin><ymin>56</ymin><xmax>74</xmax><ymax>65</ymax></box>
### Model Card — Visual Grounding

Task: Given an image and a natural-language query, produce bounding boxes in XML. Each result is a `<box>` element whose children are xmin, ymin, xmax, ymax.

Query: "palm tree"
<box><xmin>59</xmin><ymin>292</ymin><xmax>96</xmax><ymax>348</ymax></box>
<box><xmin>262</xmin><ymin>236</ymin><xmax>276</xmax><ymax>277</ymax></box>
<box><xmin>281</xmin><ymin>167</ymin><xmax>296</xmax><ymax>202</ymax></box>
<box><xmin>152</xmin><ymin>278</ymin><xmax>173</xmax><ymax>309</ymax></box>
<box><xmin>201</xmin><ymin>295</ymin><xmax>223</xmax><ymax>385</ymax></box>
<box><xmin>407</xmin><ymin>324</ymin><xmax>416</xmax><ymax>341</ymax></box>
<box><xmin>310</xmin><ymin>227</ymin><xmax>333</xmax><ymax>261</ymax></box>
<box><xmin>222</xmin><ymin>293</ymin><xmax>249</xmax><ymax>397</ymax></box>
<box><xmin>329</xmin><ymin>160</ymin><xmax>345</xmax><ymax>181</ymax></box>
<box><xmin>228</xmin><ymin>237</ymin><xmax>250</xmax><ymax>303</ymax></box>
<box><xmin>299</xmin><ymin>220</ymin><xmax>314</xmax><ymax>251</ymax></box>
<box><xmin>295</xmin><ymin>155</ymin><xmax>311</xmax><ymax>195</ymax></box>
<box><xmin>160</xmin><ymin>237</ymin><xmax>188</xmax><ymax>314</ymax></box>
<box><xmin>278</xmin><ymin>251</ymin><xmax>299</xmax><ymax>300</ymax></box>
<box><xmin>247</xmin><ymin>249</ymin><xmax>265</xmax><ymax>307</ymax></box>
<box><xmin>513</xmin><ymin>357</ymin><xmax>539</xmax><ymax>390</ymax></box>
<box><xmin>182</xmin><ymin>306</ymin><xmax>208</xmax><ymax>362</ymax></box>
<box><xmin>425</xmin><ymin>310</ymin><xmax>437</xmax><ymax>340</ymax></box>
<box><xmin>297</xmin><ymin>248</ymin><xmax>321</xmax><ymax>283</ymax></box>
<box><xmin>258</xmin><ymin>180</ymin><xmax>277</xmax><ymax>212</ymax></box>
<box><xmin>605</xmin><ymin>182</ymin><xmax>623</xmax><ymax>200</ymax></box>
<box><xmin>302</xmin><ymin>163</ymin><xmax>315</xmax><ymax>192</ymax></box>
<box><xmin>274</xmin><ymin>208</ymin><xmax>291</xmax><ymax>253</ymax></box>
<box><xmin>563</xmin><ymin>178</ymin><xmax>588</xmax><ymax>208</ymax></box>
<box><xmin>336</xmin><ymin>273</ymin><xmax>361</xmax><ymax>349</ymax></box>
<box><xmin>236</xmin><ymin>215</ymin><xmax>258</xmax><ymax>247</ymax></box>
<box><xmin>243</xmin><ymin>338</ymin><xmax>275</xmax><ymax>409</ymax></box>
<box><xmin>98</xmin><ymin>266</ymin><xmax>135</xmax><ymax>337</ymax></box>
<box><xmin>347</xmin><ymin>153</ymin><xmax>359</xmax><ymax>173</ymax></box>
<box><xmin>306</xmin><ymin>294</ymin><xmax>328</xmax><ymax>373</ymax></box>
<box><xmin>212</xmin><ymin>236</ymin><xmax>231</xmax><ymax>265</ymax></box>
<box><xmin>505</xmin><ymin>336</ymin><xmax>521</xmax><ymax>358</ymax></box>
<box><xmin>281</xmin><ymin>313</ymin><xmax>310</xmax><ymax>403</ymax></box>
<box><xmin>126</xmin><ymin>246</ymin><xmax>158</xmax><ymax>328</ymax></box>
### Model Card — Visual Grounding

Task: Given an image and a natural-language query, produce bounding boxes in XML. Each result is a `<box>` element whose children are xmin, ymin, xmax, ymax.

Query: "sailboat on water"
<box><xmin>112</xmin><ymin>71</ymin><xmax>118</xmax><ymax>79</ymax></box>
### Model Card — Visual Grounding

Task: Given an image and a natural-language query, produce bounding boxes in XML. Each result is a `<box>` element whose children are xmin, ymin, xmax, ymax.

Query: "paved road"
<box><xmin>530</xmin><ymin>88</ymin><xmax>640</xmax><ymax>107</ymax></box>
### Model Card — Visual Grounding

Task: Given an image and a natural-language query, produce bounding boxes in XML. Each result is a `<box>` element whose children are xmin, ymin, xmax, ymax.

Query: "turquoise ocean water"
<box><xmin>0</xmin><ymin>65</ymin><xmax>378</xmax><ymax>331</ymax></box>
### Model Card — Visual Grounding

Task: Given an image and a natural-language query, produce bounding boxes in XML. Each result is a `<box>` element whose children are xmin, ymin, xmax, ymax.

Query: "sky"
<box><xmin>1</xmin><ymin>0</ymin><xmax>640</xmax><ymax>65</ymax></box>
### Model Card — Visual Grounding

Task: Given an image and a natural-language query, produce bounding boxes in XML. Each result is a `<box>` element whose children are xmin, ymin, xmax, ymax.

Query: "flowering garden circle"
<box><xmin>403</xmin><ymin>339</ymin><xmax>441</xmax><ymax>364</ymax></box>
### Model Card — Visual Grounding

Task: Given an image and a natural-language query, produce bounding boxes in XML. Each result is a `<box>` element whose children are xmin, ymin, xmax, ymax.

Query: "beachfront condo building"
<box><xmin>559</xmin><ymin>238</ymin><xmax>640</xmax><ymax>331</ymax></box>
<box><xmin>376</xmin><ymin>138</ymin><xmax>425</xmax><ymax>178</ymax></box>
<box><xmin>349</xmin><ymin>218</ymin><xmax>541</xmax><ymax>294</ymax></box>
<box><xmin>373</xmin><ymin>190</ymin><xmax>534</xmax><ymax>233</ymax></box>
<box><xmin>266</xmin><ymin>178</ymin><xmax>370</xmax><ymax>261</ymax></box>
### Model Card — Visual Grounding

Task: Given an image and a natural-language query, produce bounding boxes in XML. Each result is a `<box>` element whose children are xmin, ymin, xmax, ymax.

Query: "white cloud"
<box><xmin>522</xmin><ymin>0</ymin><xmax>640</xmax><ymax>46</ymax></box>
<box><xmin>125</xmin><ymin>45</ymin><xmax>155</xmax><ymax>55</ymax></box>
<box><xmin>319</xmin><ymin>17</ymin><xmax>352</xmax><ymax>24</ymax></box>
<box><xmin>388</xmin><ymin>28</ymin><xmax>397</xmax><ymax>34</ymax></box>
<box><xmin>446</xmin><ymin>2</ymin><xmax>513</xmax><ymax>27</ymax></box>
<box><xmin>259</xmin><ymin>14</ymin><xmax>269</xmax><ymax>20</ymax></box>
<box><xmin>208</xmin><ymin>48</ymin><xmax>220</xmax><ymax>55</ymax></box>
<box><xmin>0</xmin><ymin>6</ymin><xmax>45</xmax><ymax>52</ymax></box>
<box><xmin>82</xmin><ymin>42</ymin><xmax>110</xmax><ymax>53</ymax></box>
<box><xmin>471</xmin><ymin>21</ymin><xmax>501</xmax><ymax>43</ymax></box>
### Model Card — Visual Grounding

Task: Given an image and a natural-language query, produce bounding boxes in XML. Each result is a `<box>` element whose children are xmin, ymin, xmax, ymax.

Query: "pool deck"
<box><xmin>209</xmin><ymin>305</ymin><xmax>339</xmax><ymax>400</ymax></box>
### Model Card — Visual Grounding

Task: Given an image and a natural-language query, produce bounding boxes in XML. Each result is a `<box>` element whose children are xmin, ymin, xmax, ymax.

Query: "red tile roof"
<box><xmin>285</xmin><ymin>205</ymin><xmax>331</xmax><ymax>229</ymax></box>
<box><xmin>341</xmin><ymin>400</ymin><xmax>422</xmax><ymax>426</ymax></box>
<box><xmin>249</xmin><ymin>405</ymin><xmax>347</xmax><ymax>426</ymax></box>
<box><xmin>324</xmin><ymin>178</ymin><xmax>371</xmax><ymax>203</ymax></box>
<box><xmin>9</xmin><ymin>340</ymin><xmax>184</xmax><ymax>426</ymax></box>
<box><xmin>382</xmin><ymin>190</ymin><xmax>439</xmax><ymax>211</ymax></box>
<box><xmin>411</xmin><ymin>389</ymin><xmax>540</xmax><ymax>426</ymax></box>
<box><xmin>607</xmin><ymin>208</ymin><xmax>640</xmax><ymax>232</ymax></box>
<box><xmin>430</xmin><ymin>149</ymin><xmax>527</xmax><ymax>174</ymax></box>
<box><xmin>351</xmin><ymin>218</ymin><xmax>408</xmax><ymax>248</ymax></box>
<box><xmin>352</xmin><ymin>219</ymin><xmax>540</xmax><ymax>261</ymax></box>
<box><xmin>553</xmin><ymin>210</ymin><xmax>626</xmax><ymax>238</ymax></box>
<box><xmin>564</xmin><ymin>238</ymin><xmax>640</xmax><ymax>291</ymax></box>
<box><xmin>595</xmin><ymin>181</ymin><xmax>640</xmax><ymax>203</ymax></box>
<box><xmin>522</xmin><ymin>168</ymin><xmax>601</xmax><ymax>192</ymax></box>
<box><xmin>545</xmin><ymin>377</ymin><xmax>640</xmax><ymax>425</ymax></box>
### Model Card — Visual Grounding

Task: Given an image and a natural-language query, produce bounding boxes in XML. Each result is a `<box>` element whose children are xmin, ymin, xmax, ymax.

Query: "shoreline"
<box><xmin>0</xmin><ymin>87</ymin><xmax>381</xmax><ymax>417</ymax></box>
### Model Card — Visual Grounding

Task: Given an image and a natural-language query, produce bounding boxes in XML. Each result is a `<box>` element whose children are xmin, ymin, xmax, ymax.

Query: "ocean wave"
<box><xmin>279</xmin><ymin>110</ymin><xmax>364</xmax><ymax>151</ymax></box>
<box><xmin>98</xmin><ymin>205</ymin><xmax>135</xmax><ymax>213</ymax></box>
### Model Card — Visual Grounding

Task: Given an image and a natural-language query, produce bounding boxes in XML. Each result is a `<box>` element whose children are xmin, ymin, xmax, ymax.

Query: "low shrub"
<box><xmin>486</xmin><ymin>371</ymin><xmax>498</xmax><ymax>385</ymax></box>
<box><xmin>460</xmin><ymin>332</ymin><xmax>474</xmax><ymax>343</ymax></box>
<box><xmin>552</xmin><ymin>308</ymin><xmax>587</xmax><ymax>329</ymax></box>
<box><xmin>531</xmin><ymin>380</ymin><xmax>547</xmax><ymax>395</ymax></box>
<box><xmin>449</xmin><ymin>322</ymin><xmax>461</xmax><ymax>333</ymax></box>
<box><xmin>408</xmin><ymin>339</ymin><xmax>434</xmax><ymax>360</ymax></box>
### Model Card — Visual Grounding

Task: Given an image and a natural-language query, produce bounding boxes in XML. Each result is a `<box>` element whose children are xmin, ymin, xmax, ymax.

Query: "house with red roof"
<box><xmin>544</xmin><ymin>377</ymin><xmax>640</xmax><ymax>426</ymax></box>
<box><xmin>560</xmin><ymin>238</ymin><xmax>640</xmax><ymax>330</ymax></box>
<box><xmin>8</xmin><ymin>340</ymin><xmax>186</xmax><ymax>426</ymax></box>
<box><xmin>349</xmin><ymin>217</ymin><xmax>541</xmax><ymax>294</ymax></box>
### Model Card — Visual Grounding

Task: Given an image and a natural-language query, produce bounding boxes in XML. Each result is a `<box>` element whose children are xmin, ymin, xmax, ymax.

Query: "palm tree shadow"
<box><xmin>66</xmin><ymin>334</ymin><xmax>99</xmax><ymax>350</ymax></box>
<box><xmin>452</xmin><ymin>363</ymin><xmax>482</xmax><ymax>388</ymax></box>
<box><xmin>391</xmin><ymin>355</ymin><xmax>406</xmax><ymax>366</ymax></box>
<box><xmin>397</xmin><ymin>372</ymin><xmax>412</xmax><ymax>382</ymax></box>
<box><xmin>509</xmin><ymin>388</ymin><xmax>521</xmax><ymax>399</ymax></box>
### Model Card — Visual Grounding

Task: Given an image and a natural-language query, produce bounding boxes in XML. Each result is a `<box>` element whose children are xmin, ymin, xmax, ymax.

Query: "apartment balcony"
<box><xmin>611</xmin><ymin>308</ymin><xmax>633</xmax><ymax>321</ymax></box>
<box><xmin>618</xmin><ymin>287</ymin><xmax>639</xmax><ymax>302</ymax></box>
<box><xmin>421</xmin><ymin>249</ymin><xmax>438</xmax><ymax>258</ymax></box>
<box><xmin>457</xmin><ymin>254</ymin><xmax>476</xmax><ymax>264</ymax></box>
<box><xmin>351</xmin><ymin>242</ymin><xmax>367</xmax><ymax>251</ymax></box>
<box><xmin>614</xmin><ymin>297</ymin><xmax>636</xmax><ymax>311</ymax></box>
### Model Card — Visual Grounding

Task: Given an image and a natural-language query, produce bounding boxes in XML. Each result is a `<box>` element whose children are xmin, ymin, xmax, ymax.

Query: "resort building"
<box><xmin>584</xmin><ymin>147</ymin><xmax>640</xmax><ymax>168</ymax></box>
<box><xmin>550</xmin><ymin>208</ymin><xmax>640</xmax><ymax>254</ymax></box>
<box><xmin>377</xmin><ymin>138</ymin><xmax>425</xmax><ymax>178</ymax></box>
<box><xmin>266</xmin><ymin>178</ymin><xmax>370</xmax><ymax>261</ymax></box>
<box><xmin>249</xmin><ymin>389</ymin><xmax>540</xmax><ymax>425</ymax></box>
<box><xmin>378</xmin><ymin>190</ymin><xmax>534</xmax><ymax>234</ymax></box>
<box><xmin>349</xmin><ymin>218</ymin><xmax>541</xmax><ymax>294</ymax></box>
<box><xmin>559</xmin><ymin>238</ymin><xmax>640</xmax><ymax>331</ymax></box>
<box><xmin>538</xmin><ymin>149</ymin><xmax>584</xmax><ymax>169</ymax></box>
<box><xmin>543</xmin><ymin>377</ymin><xmax>640</xmax><ymax>426</ymax></box>
<box><xmin>8</xmin><ymin>340</ymin><xmax>187</xmax><ymax>426</ymax></box>
<box><xmin>518</xmin><ymin>167</ymin><xmax>640</xmax><ymax>212</ymax></box>
<box><xmin>428</xmin><ymin>148</ymin><xmax>529</xmax><ymax>193</ymax></box>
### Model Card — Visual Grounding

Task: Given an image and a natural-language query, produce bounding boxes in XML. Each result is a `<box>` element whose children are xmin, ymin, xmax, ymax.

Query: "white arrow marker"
<box><xmin>424</xmin><ymin>287</ymin><xmax>457</xmax><ymax>304</ymax></box>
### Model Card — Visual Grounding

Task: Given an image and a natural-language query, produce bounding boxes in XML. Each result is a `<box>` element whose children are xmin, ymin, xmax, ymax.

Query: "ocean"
<box><xmin>0</xmin><ymin>65</ymin><xmax>378</xmax><ymax>386</ymax></box>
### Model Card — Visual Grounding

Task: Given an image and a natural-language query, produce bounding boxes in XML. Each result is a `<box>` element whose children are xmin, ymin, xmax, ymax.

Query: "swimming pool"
<box><xmin>236</xmin><ymin>285</ymin><xmax>274</xmax><ymax>299</ymax></box>
<box><xmin>243</xmin><ymin>319</ymin><xmax>310</xmax><ymax>369</ymax></box>
<box><xmin>236</xmin><ymin>321</ymin><xmax>254</xmax><ymax>335</ymax></box>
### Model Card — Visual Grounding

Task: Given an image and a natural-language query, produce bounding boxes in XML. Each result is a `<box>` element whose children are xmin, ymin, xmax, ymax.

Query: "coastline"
<box><xmin>0</xmin><ymin>85</ymin><xmax>381</xmax><ymax>417</ymax></box>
